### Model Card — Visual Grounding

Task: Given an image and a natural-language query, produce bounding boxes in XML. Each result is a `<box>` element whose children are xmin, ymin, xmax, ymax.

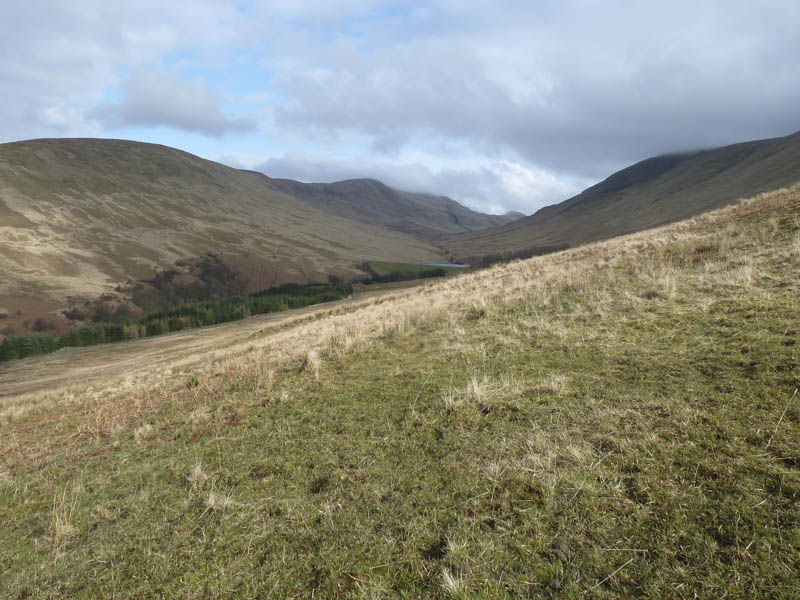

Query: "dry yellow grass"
<box><xmin>2</xmin><ymin>183</ymin><xmax>798</xmax><ymax>430</ymax></box>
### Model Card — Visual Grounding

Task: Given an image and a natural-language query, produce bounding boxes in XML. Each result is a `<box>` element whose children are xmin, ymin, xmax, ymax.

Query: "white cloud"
<box><xmin>0</xmin><ymin>0</ymin><xmax>257</xmax><ymax>140</ymax></box>
<box><xmin>250</xmin><ymin>151</ymin><xmax>589</xmax><ymax>215</ymax></box>
<box><xmin>94</xmin><ymin>70</ymin><xmax>255</xmax><ymax>136</ymax></box>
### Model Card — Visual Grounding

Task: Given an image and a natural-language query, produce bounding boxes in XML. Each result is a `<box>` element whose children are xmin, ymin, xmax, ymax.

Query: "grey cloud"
<box><xmin>270</xmin><ymin>1</ymin><xmax>800</xmax><ymax>179</ymax></box>
<box><xmin>95</xmin><ymin>70</ymin><xmax>255</xmax><ymax>136</ymax></box>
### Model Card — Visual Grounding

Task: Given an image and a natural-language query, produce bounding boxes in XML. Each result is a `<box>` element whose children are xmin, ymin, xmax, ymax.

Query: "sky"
<box><xmin>2</xmin><ymin>1</ymin><xmax>800</xmax><ymax>215</ymax></box>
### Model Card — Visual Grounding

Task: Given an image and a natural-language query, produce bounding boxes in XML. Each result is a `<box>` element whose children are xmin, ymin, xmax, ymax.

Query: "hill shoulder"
<box><xmin>443</xmin><ymin>130</ymin><xmax>800</xmax><ymax>263</ymax></box>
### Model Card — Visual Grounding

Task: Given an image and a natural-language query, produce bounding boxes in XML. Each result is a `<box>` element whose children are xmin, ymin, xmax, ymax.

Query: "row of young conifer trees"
<box><xmin>0</xmin><ymin>283</ymin><xmax>351</xmax><ymax>363</ymax></box>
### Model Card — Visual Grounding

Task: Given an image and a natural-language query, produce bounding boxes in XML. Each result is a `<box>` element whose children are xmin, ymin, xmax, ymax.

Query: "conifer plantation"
<box><xmin>0</xmin><ymin>283</ymin><xmax>352</xmax><ymax>363</ymax></box>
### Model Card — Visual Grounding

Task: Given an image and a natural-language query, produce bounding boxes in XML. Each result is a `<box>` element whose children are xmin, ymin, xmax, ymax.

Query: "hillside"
<box><xmin>443</xmin><ymin>130</ymin><xmax>800</xmax><ymax>263</ymax></box>
<box><xmin>0</xmin><ymin>138</ymin><xmax>508</xmax><ymax>333</ymax></box>
<box><xmin>1</xmin><ymin>184</ymin><xmax>798</xmax><ymax>597</ymax></box>
<box><xmin>265</xmin><ymin>177</ymin><xmax>520</xmax><ymax>238</ymax></box>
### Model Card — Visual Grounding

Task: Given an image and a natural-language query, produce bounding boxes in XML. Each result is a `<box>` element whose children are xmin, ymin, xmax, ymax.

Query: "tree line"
<box><xmin>0</xmin><ymin>283</ymin><xmax>351</xmax><ymax>364</ymax></box>
<box><xmin>361</xmin><ymin>267</ymin><xmax>447</xmax><ymax>284</ymax></box>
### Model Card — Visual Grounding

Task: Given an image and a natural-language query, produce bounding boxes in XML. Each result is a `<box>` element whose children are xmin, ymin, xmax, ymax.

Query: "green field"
<box><xmin>1</xmin><ymin>187</ymin><xmax>799</xmax><ymax>598</ymax></box>
<box><xmin>368</xmin><ymin>261</ymin><xmax>472</xmax><ymax>275</ymax></box>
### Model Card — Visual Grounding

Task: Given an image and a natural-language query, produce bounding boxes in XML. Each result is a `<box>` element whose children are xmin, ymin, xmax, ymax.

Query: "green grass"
<box><xmin>1</xmin><ymin>194</ymin><xmax>799</xmax><ymax>598</ymax></box>
<box><xmin>369</xmin><ymin>261</ymin><xmax>471</xmax><ymax>275</ymax></box>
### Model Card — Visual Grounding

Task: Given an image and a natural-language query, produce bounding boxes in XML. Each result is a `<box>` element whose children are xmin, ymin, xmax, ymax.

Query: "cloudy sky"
<box><xmin>3</xmin><ymin>1</ymin><xmax>799</xmax><ymax>214</ymax></box>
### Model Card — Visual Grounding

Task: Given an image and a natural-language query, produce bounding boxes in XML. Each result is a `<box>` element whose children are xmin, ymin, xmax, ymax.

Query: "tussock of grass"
<box><xmin>1</xmin><ymin>185</ymin><xmax>799</xmax><ymax>597</ymax></box>
<box><xmin>187</xmin><ymin>462</ymin><xmax>208</xmax><ymax>489</ymax></box>
<box><xmin>50</xmin><ymin>489</ymin><xmax>77</xmax><ymax>545</ymax></box>
<box><xmin>133</xmin><ymin>422</ymin><xmax>154</xmax><ymax>443</ymax></box>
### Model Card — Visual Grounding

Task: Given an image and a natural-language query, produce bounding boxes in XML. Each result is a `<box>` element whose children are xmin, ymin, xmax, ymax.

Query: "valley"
<box><xmin>4</xmin><ymin>132</ymin><xmax>800</xmax><ymax>343</ymax></box>
<box><xmin>0</xmin><ymin>138</ymin><xmax>512</xmax><ymax>333</ymax></box>
<box><xmin>0</xmin><ymin>280</ymin><xmax>409</xmax><ymax>399</ymax></box>
<box><xmin>4</xmin><ymin>3</ymin><xmax>799</xmax><ymax>597</ymax></box>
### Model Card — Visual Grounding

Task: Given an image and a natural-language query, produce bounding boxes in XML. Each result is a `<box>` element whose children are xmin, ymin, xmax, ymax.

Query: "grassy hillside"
<box><xmin>264</xmin><ymin>178</ymin><xmax>520</xmax><ymax>238</ymax></box>
<box><xmin>0</xmin><ymin>138</ymin><xmax>510</xmax><ymax>332</ymax></box>
<box><xmin>444</xmin><ymin>130</ymin><xmax>800</xmax><ymax>263</ymax></box>
<box><xmin>1</xmin><ymin>185</ymin><xmax>799</xmax><ymax>598</ymax></box>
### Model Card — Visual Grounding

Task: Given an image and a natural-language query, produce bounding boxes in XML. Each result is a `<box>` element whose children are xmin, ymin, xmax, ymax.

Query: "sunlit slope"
<box><xmin>444</xmin><ymin>130</ymin><xmax>800</xmax><ymax>262</ymax></box>
<box><xmin>266</xmin><ymin>177</ymin><xmax>521</xmax><ymax>238</ymax></box>
<box><xmin>1</xmin><ymin>185</ymin><xmax>798</xmax><ymax>597</ymax></box>
<box><xmin>0</xmin><ymin>138</ymin><xmax>446</xmax><ymax>307</ymax></box>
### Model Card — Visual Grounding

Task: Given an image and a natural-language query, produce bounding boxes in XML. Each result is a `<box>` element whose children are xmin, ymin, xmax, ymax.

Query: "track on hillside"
<box><xmin>0</xmin><ymin>280</ymin><xmax>423</xmax><ymax>399</ymax></box>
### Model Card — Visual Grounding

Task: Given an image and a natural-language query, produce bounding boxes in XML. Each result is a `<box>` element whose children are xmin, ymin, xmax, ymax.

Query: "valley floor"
<box><xmin>1</xmin><ymin>186</ymin><xmax>799</xmax><ymax>598</ymax></box>
<box><xmin>0</xmin><ymin>280</ymin><xmax>423</xmax><ymax>399</ymax></box>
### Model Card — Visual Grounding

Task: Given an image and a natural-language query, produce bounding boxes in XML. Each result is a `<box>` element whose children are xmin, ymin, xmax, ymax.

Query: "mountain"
<box><xmin>264</xmin><ymin>177</ymin><xmax>519</xmax><ymax>238</ymax></box>
<box><xmin>0</xmin><ymin>138</ymin><xmax>509</xmax><ymax>333</ymax></box>
<box><xmin>442</xmin><ymin>130</ymin><xmax>800</xmax><ymax>263</ymax></box>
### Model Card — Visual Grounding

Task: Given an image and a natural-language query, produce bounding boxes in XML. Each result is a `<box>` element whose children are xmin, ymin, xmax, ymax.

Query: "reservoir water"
<box><xmin>426</xmin><ymin>263</ymin><xmax>471</xmax><ymax>268</ymax></box>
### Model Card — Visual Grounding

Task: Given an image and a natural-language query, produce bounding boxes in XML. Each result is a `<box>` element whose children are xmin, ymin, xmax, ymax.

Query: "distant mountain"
<box><xmin>262</xmin><ymin>177</ymin><xmax>520</xmax><ymax>238</ymax></box>
<box><xmin>443</xmin><ymin>130</ymin><xmax>800</xmax><ymax>263</ymax></box>
<box><xmin>0</xmin><ymin>138</ymin><xmax>508</xmax><ymax>332</ymax></box>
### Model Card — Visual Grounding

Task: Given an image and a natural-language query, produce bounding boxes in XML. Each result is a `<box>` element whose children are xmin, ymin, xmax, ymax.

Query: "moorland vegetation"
<box><xmin>1</xmin><ymin>185</ymin><xmax>798</xmax><ymax>598</ymax></box>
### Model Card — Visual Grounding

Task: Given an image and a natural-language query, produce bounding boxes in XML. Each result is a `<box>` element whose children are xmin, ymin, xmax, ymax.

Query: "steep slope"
<box><xmin>444</xmin><ymin>129</ymin><xmax>800</xmax><ymax>262</ymax></box>
<box><xmin>263</xmin><ymin>177</ymin><xmax>520</xmax><ymax>238</ymax></box>
<box><xmin>0</xmin><ymin>138</ymin><xmax>452</xmax><ymax>330</ymax></box>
